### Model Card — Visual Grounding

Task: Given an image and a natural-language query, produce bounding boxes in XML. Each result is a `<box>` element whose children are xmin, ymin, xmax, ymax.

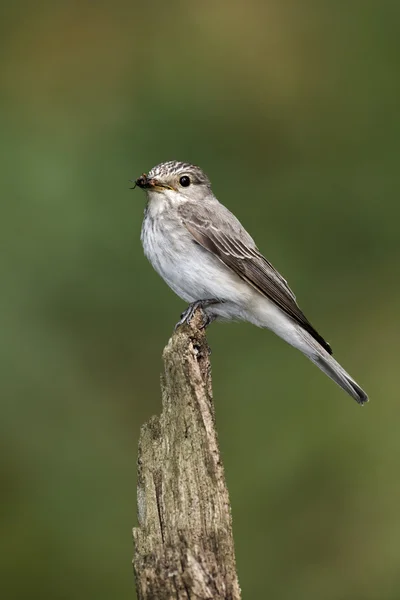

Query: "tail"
<box><xmin>298</xmin><ymin>329</ymin><xmax>368</xmax><ymax>405</ymax></box>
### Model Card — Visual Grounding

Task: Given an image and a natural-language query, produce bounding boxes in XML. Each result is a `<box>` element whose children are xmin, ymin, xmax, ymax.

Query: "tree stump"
<box><xmin>133</xmin><ymin>310</ymin><xmax>241</xmax><ymax>600</ymax></box>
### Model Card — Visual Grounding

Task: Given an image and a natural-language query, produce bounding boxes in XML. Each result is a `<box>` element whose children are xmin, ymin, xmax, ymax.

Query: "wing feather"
<box><xmin>179</xmin><ymin>202</ymin><xmax>332</xmax><ymax>355</ymax></box>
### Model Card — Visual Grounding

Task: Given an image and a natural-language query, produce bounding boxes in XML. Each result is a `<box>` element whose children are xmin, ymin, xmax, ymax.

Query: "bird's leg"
<box><xmin>175</xmin><ymin>299</ymin><xmax>220</xmax><ymax>330</ymax></box>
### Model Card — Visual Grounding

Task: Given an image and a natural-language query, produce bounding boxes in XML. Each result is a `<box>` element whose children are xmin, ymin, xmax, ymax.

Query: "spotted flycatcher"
<box><xmin>135</xmin><ymin>160</ymin><xmax>368</xmax><ymax>405</ymax></box>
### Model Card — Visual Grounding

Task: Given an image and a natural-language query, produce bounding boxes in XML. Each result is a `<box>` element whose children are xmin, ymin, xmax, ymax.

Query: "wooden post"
<box><xmin>133</xmin><ymin>310</ymin><xmax>241</xmax><ymax>600</ymax></box>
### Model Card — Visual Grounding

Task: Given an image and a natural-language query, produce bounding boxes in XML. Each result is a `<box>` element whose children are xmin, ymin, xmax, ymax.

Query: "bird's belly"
<box><xmin>141</xmin><ymin>215</ymin><xmax>253</xmax><ymax>306</ymax></box>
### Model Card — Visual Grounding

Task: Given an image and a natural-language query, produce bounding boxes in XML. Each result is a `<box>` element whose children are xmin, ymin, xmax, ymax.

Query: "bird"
<box><xmin>134</xmin><ymin>160</ymin><xmax>368</xmax><ymax>405</ymax></box>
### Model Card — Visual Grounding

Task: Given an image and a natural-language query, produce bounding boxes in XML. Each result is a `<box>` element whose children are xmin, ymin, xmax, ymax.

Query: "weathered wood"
<box><xmin>133</xmin><ymin>310</ymin><xmax>241</xmax><ymax>600</ymax></box>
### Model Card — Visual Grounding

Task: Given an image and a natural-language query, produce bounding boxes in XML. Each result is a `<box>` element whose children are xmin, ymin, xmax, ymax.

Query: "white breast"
<box><xmin>140</xmin><ymin>202</ymin><xmax>254</xmax><ymax>307</ymax></box>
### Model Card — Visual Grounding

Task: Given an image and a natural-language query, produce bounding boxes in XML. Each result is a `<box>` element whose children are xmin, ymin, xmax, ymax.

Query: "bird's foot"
<box><xmin>175</xmin><ymin>299</ymin><xmax>219</xmax><ymax>331</ymax></box>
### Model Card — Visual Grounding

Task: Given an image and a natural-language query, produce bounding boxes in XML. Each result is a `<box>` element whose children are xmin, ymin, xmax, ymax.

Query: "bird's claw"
<box><xmin>174</xmin><ymin>300</ymin><xmax>217</xmax><ymax>331</ymax></box>
<box><xmin>175</xmin><ymin>302</ymin><xmax>200</xmax><ymax>330</ymax></box>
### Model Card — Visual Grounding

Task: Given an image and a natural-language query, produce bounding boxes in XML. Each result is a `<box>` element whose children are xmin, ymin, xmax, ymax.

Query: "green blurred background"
<box><xmin>1</xmin><ymin>1</ymin><xmax>399</xmax><ymax>598</ymax></box>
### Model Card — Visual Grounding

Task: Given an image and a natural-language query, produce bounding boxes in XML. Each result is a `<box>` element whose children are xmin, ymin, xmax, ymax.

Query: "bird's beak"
<box><xmin>133</xmin><ymin>173</ymin><xmax>173</xmax><ymax>192</ymax></box>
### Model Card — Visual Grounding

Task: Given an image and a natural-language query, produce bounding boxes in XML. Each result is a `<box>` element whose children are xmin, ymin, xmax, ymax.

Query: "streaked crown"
<box><xmin>148</xmin><ymin>160</ymin><xmax>211</xmax><ymax>186</ymax></box>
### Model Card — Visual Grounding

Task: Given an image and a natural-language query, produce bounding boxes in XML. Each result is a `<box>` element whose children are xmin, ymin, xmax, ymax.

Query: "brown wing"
<box><xmin>179</xmin><ymin>202</ymin><xmax>332</xmax><ymax>355</ymax></box>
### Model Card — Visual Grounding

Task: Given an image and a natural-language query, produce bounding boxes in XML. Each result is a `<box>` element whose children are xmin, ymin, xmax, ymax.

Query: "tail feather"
<box><xmin>298</xmin><ymin>329</ymin><xmax>368</xmax><ymax>405</ymax></box>
<box><xmin>313</xmin><ymin>353</ymin><xmax>368</xmax><ymax>405</ymax></box>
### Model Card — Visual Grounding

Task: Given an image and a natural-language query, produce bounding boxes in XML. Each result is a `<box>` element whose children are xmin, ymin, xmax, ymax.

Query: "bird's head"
<box><xmin>133</xmin><ymin>160</ymin><xmax>212</xmax><ymax>205</ymax></box>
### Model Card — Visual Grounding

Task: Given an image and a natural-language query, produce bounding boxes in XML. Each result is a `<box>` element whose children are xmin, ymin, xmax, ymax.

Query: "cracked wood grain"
<box><xmin>133</xmin><ymin>310</ymin><xmax>241</xmax><ymax>600</ymax></box>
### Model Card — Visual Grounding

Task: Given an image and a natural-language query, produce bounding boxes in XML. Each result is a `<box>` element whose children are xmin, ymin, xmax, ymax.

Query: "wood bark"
<box><xmin>133</xmin><ymin>310</ymin><xmax>241</xmax><ymax>600</ymax></box>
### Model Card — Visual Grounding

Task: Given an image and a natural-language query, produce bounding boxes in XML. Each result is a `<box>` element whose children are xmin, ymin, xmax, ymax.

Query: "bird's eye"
<box><xmin>179</xmin><ymin>175</ymin><xmax>191</xmax><ymax>187</ymax></box>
